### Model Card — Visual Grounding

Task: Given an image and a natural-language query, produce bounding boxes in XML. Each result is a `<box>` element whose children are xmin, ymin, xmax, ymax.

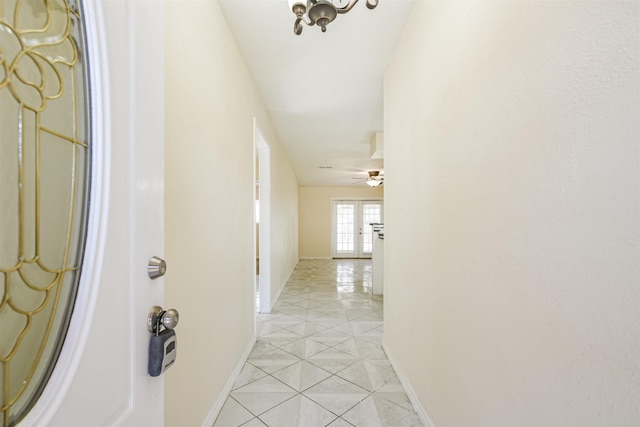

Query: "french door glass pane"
<box><xmin>336</xmin><ymin>204</ymin><xmax>354</xmax><ymax>252</ymax></box>
<box><xmin>361</xmin><ymin>204</ymin><xmax>382</xmax><ymax>253</ymax></box>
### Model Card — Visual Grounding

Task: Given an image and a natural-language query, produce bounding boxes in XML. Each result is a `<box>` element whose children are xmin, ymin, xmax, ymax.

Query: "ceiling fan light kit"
<box><xmin>354</xmin><ymin>170</ymin><xmax>383</xmax><ymax>186</ymax></box>
<box><xmin>288</xmin><ymin>0</ymin><xmax>379</xmax><ymax>35</ymax></box>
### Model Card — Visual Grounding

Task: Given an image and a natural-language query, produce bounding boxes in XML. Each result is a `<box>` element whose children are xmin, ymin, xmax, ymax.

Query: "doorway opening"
<box><xmin>254</xmin><ymin>119</ymin><xmax>271</xmax><ymax>314</ymax></box>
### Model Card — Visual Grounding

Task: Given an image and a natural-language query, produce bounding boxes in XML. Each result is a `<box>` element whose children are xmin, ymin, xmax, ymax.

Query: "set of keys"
<box><xmin>147</xmin><ymin>306</ymin><xmax>179</xmax><ymax>377</ymax></box>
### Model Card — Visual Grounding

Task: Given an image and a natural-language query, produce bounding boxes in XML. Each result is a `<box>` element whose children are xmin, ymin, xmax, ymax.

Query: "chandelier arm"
<box><xmin>336</xmin><ymin>0</ymin><xmax>360</xmax><ymax>14</ymax></box>
<box><xmin>293</xmin><ymin>12</ymin><xmax>315</xmax><ymax>34</ymax></box>
<box><xmin>292</xmin><ymin>0</ymin><xmax>378</xmax><ymax>35</ymax></box>
<box><xmin>294</xmin><ymin>17</ymin><xmax>304</xmax><ymax>35</ymax></box>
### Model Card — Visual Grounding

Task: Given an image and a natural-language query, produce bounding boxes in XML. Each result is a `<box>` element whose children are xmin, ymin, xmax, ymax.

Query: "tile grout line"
<box><xmin>215</xmin><ymin>259</ymin><xmax>423</xmax><ymax>426</ymax></box>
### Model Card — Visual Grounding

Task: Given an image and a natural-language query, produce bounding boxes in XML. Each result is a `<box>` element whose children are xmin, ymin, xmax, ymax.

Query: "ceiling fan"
<box><xmin>352</xmin><ymin>170</ymin><xmax>384</xmax><ymax>187</ymax></box>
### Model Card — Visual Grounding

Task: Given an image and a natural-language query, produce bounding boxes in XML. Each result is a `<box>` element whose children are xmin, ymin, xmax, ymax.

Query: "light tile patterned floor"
<box><xmin>213</xmin><ymin>259</ymin><xmax>423</xmax><ymax>427</ymax></box>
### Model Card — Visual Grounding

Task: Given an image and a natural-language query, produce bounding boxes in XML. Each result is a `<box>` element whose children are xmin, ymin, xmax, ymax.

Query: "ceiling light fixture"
<box><xmin>365</xmin><ymin>170</ymin><xmax>383</xmax><ymax>186</ymax></box>
<box><xmin>288</xmin><ymin>0</ymin><xmax>379</xmax><ymax>35</ymax></box>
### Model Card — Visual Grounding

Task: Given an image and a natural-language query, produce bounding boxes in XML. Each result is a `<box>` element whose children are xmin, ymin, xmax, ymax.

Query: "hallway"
<box><xmin>213</xmin><ymin>260</ymin><xmax>422</xmax><ymax>426</ymax></box>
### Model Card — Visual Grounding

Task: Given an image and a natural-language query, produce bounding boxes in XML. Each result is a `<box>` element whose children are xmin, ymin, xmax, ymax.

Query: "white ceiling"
<box><xmin>218</xmin><ymin>0</ymin><xmax>415</xmax><ymax>186</ymax></box>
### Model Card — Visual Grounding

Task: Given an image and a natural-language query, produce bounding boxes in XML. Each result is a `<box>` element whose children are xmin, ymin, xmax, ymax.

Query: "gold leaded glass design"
<box><xmin>0</xmin><ymin>0</ymin><xmax>90</xmax><ymax>425</ymax></box>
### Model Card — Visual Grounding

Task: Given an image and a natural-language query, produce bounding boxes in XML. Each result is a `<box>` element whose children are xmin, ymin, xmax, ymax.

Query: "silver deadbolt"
<box><xmin>148</xmin><ymin>256</ymin><xmax>167</xmax><ymax>279</ymax></box>
<box><xmin>148</xmin><ymin>305</ymin><xmax>179</xmax><ymax>333</ymax></box>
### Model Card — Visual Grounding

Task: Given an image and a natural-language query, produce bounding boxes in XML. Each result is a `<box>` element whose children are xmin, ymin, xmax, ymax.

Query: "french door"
<box><xmin>332</xmin><ymin>200</ymin><xmax>383</xmax><ymax>259</ymax></box>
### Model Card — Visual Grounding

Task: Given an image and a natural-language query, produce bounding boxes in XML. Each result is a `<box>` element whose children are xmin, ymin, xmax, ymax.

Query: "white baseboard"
<box><xmin>269</xmin><ymin>281</ymin><xmax>284</xmax><ymax>312</ymax></box>
<box><xmin>298</xmin><ymin>256</ymin><xmax>331</xmax><ymax>260</ymax></box>
<box><xmin>382</xmin><ymin>340</ymin><xmax>436</xmax><ymax>427</ymax></box>
<box><xmin>265</xmin><ymin>261</ymin><xmax>298</xmax><ymax>312</ymax></box>
<box><xmin>201</xmin><ymin>334</ymin><xmax>257</xmax><ymax>427</ymax></box>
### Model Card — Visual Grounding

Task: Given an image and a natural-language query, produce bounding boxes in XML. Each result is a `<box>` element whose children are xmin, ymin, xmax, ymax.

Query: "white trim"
<box><xmin>19</xmin><ymin>0</ymin><xmax>111</xmax><ymax>424</ymax></box>
<box><xmin>201</xmin><ymin>334</ymin><xmax>258</xmax><ymax>427</ymax></box>
<box><xmin>382</xmin><ymin>340</ymin><xmax>436</xmax><ymax>427</ymax></box>
<box><xmin>119</xmin><ymin>1</ymin><xmax>139</xmax><ymax>422</ymax></box>
<box><xmin>254</xmin><ymin>118</ymin><xmax>272</xmax><ymax>314</ymax></box>
<box><xmin>269</xmin><ymin>282</ymin><xmax>284</xmax><ymax>312</ymax></box>
<box><xmin>299</xmin><ymin>256</ymin><xmax>332</xmax><ymax>260</ymax></box>
<box><xmin>253</xmin><ymin>129</ymin><xmax>258</xmax><ymax>321</ymax></box>
<box><xmin>267</xmin><ymin>261</ymin><xmax>297</xmax><ymax>312</ymax></box>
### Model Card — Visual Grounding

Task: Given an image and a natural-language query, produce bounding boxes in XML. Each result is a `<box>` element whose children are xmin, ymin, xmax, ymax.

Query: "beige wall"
<box><xmin>384</xmin><ymin>1</ymin><xmax>639</xmax><ymax>426</ymax></box>
<box><xmin>299</xmin><ymin>186</ymin><xmax>383</xmax><ymax>259</ymax></box>
<box><xmin>267</xmin><ymin>138</ymin><xmax>300</xmax><ymax>304</ymax></box>
<box><xmin>164</xmin><ymin>1</ymin><xmax>298</xmax><ymax>425</ymax></box>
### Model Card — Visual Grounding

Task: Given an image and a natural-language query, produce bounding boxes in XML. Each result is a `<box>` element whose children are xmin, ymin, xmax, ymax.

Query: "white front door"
<box><xmin>332</xmin><ymin>200</ymin><xmax>383</xmax><ymax>259</ymax></box>
<box><xmin>15</xmin><ymin>1</ymin><xmax>166</xmax><ymax>426</ymax></box>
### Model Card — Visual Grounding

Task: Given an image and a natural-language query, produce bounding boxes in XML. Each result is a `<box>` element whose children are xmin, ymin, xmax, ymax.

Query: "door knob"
<box><xmin>161</xmin><ymin>309</ymin><xmax>179</xmax><ymax>329</ymax></box>
<box><xmin>147</xmin><ymin>305</ymin><xmax>179</xmax><ymax>334</ymax></box>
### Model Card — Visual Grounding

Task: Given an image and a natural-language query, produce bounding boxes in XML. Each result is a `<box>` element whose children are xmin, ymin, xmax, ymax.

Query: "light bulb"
<box><xmin>288</xmin><ymin>0</ymin><xmax>306</xmax><ymax>10</ymax></box>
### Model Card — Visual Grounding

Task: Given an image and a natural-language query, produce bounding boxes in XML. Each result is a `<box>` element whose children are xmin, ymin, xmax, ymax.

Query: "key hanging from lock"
<box><xmin>147</xmin><ymin>306</ymin><xmax>179</xmax><ymax>334</ymax></box>
<box><xmin>155</xmin><ymin>311</ymin><xmax>164</xmax><ymax>336</ymax></box>
<box><xmin>147</xmin><ymin>306</ymin><xmax>179</xmax><ymax>377</ymax></box>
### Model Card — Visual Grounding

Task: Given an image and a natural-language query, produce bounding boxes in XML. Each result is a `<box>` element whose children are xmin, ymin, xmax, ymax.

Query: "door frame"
<box><xmin>331</xmin><ymin>198</ymin><xmax>383</xmax><ymax>259</ymax></box>
<box><xmin>254</xmin><ymin>118</ymin><xmax>272</xmax><ymax>314</ymax></box>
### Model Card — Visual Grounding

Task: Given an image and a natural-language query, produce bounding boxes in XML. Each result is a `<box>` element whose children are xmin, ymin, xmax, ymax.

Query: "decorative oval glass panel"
<box><xmin>0</xmin><ymin>0</ymin><xmax>91</xmax><ymax>425</ymax></box>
